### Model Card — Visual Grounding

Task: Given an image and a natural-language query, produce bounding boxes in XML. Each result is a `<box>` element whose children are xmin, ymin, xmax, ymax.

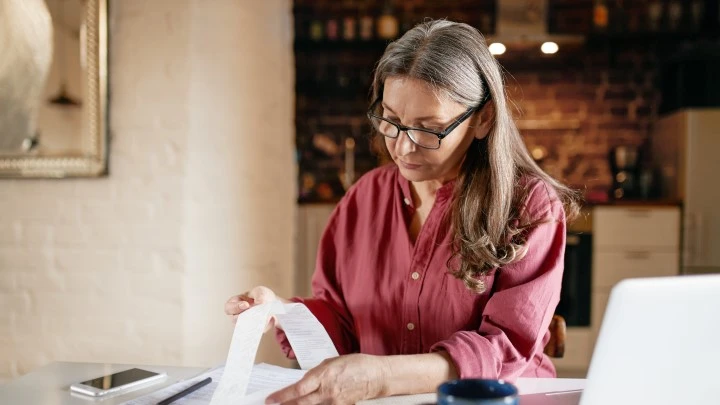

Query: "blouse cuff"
<box><xmin>430</xmin><ymin>331</ymin><xmax>503</xmax><ymax>380</ymax></box>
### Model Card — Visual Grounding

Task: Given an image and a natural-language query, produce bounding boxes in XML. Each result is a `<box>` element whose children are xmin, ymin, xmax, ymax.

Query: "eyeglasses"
<box><xmin>366</xmin><ymin>93</ymin><xmax>491</xmax><ymax>150</ymax></box>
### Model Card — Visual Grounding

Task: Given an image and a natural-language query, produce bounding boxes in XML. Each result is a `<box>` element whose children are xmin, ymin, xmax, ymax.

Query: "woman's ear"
<box><xmin>473</xmin><ymin>102</ymin><xmax>495</xmax><ymax>140</ymax></box>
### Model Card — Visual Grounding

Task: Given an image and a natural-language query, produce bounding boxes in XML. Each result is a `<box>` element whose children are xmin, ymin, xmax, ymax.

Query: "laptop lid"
<box><xmin>580</xmin><ymin>275</ymin><xmax>720</xmax><ymax>405</ymax></box>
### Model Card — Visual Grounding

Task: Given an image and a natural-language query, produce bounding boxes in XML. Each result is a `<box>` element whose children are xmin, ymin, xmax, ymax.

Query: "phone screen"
<box><xmin>79</xmin><ymin>368</ymin><xmax>160</xmax><ymax>390</ymax></box>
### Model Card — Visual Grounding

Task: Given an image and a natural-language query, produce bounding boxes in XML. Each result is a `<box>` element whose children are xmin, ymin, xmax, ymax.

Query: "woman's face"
<box><xmin>381</xmin><ymin>76</ymin><xmax>489</xmax><ymax>184</ymax></box>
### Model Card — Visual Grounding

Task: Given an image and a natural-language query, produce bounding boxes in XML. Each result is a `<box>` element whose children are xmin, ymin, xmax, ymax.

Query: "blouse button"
<box><xmin>411</xmin><ymin>272</ymin><xmax>420</xmax><ymax>280</ymax></box>
<box><xmin>403</xmin><ymin>197</ymin><xmax>411</xmax><ymax>206</ymax></box>
<box><xmin>407</xmin><ymin>322</ymin><xmax>415</xmax><ymax>331</ymax></box>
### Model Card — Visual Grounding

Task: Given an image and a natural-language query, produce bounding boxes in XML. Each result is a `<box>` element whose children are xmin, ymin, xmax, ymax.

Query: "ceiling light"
<box><xmin>541</xmin><ymin>41</ymin><xmax>559</xmax><ymax>54</ymax></box>
<box><xmin>489</xmin><ymin>42</ymin><xmax>506</xmax><ymax>55</ymax></box>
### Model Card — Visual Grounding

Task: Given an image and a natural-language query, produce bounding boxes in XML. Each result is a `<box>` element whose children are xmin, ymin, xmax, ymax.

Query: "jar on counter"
<box><xmin>359</xmin><ymin>7</ymin><xmax>374</xmax><ymax>40</ymax></box>
<box><xmin>377</xmin><ymin>2</ymin><xmax>399</xmax><ymax>40</ymax></box>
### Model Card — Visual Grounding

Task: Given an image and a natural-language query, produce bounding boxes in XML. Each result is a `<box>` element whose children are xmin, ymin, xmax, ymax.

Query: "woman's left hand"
<box><xmin>266</xmin><ymin>354</ymin><xmax>389</xmax><ymax>405</ymax></box>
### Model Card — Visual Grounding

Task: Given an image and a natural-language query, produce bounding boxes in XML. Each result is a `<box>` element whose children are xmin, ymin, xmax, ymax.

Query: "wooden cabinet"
<box><xmin>593</xmin><ymin>207</ymin><xmax>681</xmax><ymax>250</ymax></box>
<box><xmin>554</xmin><ymin>205</ymin><xmax>681</xmax><ymax>375</ymax></box>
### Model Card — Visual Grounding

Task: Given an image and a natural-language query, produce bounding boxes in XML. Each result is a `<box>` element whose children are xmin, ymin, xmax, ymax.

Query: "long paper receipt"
<box><xmin>209</xmin><ymin>301</ymin><xmax>338</xmax><ymax>405</ymax></box>
<box><xmin>123</xmin><ymin>301</ymin><xmax>338</xmax><ymax>405</ymax></box>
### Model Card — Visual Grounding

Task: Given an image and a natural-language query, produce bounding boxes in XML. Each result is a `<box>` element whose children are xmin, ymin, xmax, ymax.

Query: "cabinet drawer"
<box><xmin>593</xmin><ymin>206</ymin><xmax>680</xmax><ymax>249</ymax></box>
<box><xmin>592</xmin><ymin>251</ymin><xmax>679</xmax><ymax>289</ymax></box>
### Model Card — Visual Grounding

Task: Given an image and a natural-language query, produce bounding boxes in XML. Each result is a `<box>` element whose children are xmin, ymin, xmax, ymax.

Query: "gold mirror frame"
<box><xmin>0</xmin><ymin>0</ymin><xmax>107</xmax><ymax>178</ymax></box>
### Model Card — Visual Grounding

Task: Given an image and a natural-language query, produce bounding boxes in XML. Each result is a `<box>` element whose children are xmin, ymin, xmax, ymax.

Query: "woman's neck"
<box><xmin>409</xmin><ymin>177</ymin><xmax>454</xmax><ymax>208</ymax></box>
<box><xmin>410</xmin><ymin>180</ymin><xmax>441</xmax><ymax>204</ymax></box>
<box><xmin>408</xmin><ymin>162</ymin><xmax>461</xmax><ymax>206</ymax></box>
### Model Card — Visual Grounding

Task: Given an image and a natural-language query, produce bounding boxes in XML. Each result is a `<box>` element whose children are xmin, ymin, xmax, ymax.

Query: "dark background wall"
<box><xmin>294</xmin><ymin>0</ymin><xmax>719</xmax><ymax>203</ymax></box>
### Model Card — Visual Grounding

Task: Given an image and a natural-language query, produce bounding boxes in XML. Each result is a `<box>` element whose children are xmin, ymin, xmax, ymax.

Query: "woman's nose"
<box><xmin>394</xmin><ymin>130</ymin><xmax>417</xmax><ymax>157</ymax></box>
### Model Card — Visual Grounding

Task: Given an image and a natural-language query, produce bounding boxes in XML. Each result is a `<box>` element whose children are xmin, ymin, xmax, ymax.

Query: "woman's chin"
<box><xmin>397</xmin><ymin>165</ymin><xmax>431</xmax><ymax>182</ymax></box>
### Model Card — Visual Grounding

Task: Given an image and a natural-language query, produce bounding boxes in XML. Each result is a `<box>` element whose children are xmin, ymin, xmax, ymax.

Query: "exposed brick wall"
<box><xmin>293</xmin><ymin>0</ymin><xmax>694</xmax><ymax>199</ymax></box>
<box><xmin>503</xmin><ymin>48</ymin><xmax>660</xmax><ymax>192</ymax></box>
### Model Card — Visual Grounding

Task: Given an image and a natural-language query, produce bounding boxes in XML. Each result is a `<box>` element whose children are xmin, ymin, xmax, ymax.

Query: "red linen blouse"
<box><xmin>278</xmin><ymin>164</ymin><xmax>566</xmax><ymax>380</ymax></box>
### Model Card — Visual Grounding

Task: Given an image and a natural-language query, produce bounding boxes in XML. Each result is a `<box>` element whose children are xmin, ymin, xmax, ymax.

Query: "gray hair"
<box><xmin>370</xmin><ymin>20</ymin><xmax>579</xmax><ymax>292</ymax></box>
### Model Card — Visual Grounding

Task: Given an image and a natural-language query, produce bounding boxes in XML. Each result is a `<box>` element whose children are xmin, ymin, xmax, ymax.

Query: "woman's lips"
<box><xmin>399</xmin><ymin>161</ymin><xmax>422</xmax><ymax>170</ymax></box>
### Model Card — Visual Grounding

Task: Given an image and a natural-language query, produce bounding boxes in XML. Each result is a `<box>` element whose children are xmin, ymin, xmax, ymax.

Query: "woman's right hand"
<box><xmin>224</xmin><ymin>286</ymin><xmax>279</xmax><ymax>332</ymax></box>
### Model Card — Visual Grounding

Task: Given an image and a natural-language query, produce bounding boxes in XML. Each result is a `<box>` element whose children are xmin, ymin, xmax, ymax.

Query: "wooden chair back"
<box><xmin>544</xmin><ymin>315</ymin><xmax>566</xmax><ymax>358</ymax></box>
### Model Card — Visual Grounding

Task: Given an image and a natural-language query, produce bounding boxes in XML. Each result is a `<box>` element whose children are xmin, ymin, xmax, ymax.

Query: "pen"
<box><xmin>156</xmin><ymin>377</ymin><xmax>212</xmax><ymax>405</ymax></box>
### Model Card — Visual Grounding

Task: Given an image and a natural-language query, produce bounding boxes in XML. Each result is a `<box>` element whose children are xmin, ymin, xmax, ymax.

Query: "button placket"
<box><xmin>403</xmin><ymin>201</ymin><xmax>444</xmax><ymax>353</ymax></box>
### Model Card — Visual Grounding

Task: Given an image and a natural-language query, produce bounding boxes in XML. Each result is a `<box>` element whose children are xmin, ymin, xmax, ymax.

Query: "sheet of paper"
<box><xmin>123</xmin><ymin>301</ymin><xmax>335</xmax><ymax>405</ymax></box>
<box><xmin>236</xmin><ymin>388</ymin><xmax>277</xmax><ymax>405</ymax></box>
<box><xmin>275</xmin><ymin>303</ymin><xmax>339</xmax><ymax>369</ymax></box>
<box><xmin>122</xmin><ymin>363</ymin><xmax>307</xmax><ymax>405</ymax></box>
<box><xmin>122</xmin><ymin>366</ymin><xmax>223</xmax><ymax>405</ymax></box>
<box><xmin>209</xmin><ymin>302</ymin><xmax>279</xmax><ymax>405</ymax></box>
<box><xmin>359</xmin><ymin>393</ymin><xmax>436</xmax><ymax>405</ymax></box>
<box><xmin>247</xmin><ymin>363</ymin><xmax>306</xmax><ymax>395</ymax></box>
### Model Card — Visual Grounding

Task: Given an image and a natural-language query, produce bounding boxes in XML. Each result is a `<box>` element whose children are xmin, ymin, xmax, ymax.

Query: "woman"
<box><xmin>225</xmin><ymin>20</ymin><xmax>578</xmax><ymax>404</ymax></box>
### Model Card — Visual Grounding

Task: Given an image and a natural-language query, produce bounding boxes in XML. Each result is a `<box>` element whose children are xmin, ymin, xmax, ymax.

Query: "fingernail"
<box><xmin>238</xmin><ymin>302</ymin><xmax>249</xmax><ymax>309</ymax></box>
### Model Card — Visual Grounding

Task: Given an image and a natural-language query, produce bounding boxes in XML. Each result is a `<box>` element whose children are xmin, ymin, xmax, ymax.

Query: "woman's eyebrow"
<box><xmin>381</xmin><ymin>102</ymin><xmax>444</xmax><ymax>122</ymax></box>
<box><xmin>381</xmin><ymin>102</ymin><xmax>397</xmax><ymax>115</ymax></box>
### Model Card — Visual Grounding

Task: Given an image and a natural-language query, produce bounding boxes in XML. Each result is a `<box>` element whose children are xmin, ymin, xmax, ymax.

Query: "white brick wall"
<box><xmin>0</xmin><ymin>0</ymin><xmax>295</xmax><ymax>382</ymax></box>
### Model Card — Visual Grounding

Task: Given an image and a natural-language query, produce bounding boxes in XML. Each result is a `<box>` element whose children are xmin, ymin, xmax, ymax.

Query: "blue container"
<box><xmin>437</xmin><ymin>379</ymin><xmax>518</xmax><ymax>405</ymax></box>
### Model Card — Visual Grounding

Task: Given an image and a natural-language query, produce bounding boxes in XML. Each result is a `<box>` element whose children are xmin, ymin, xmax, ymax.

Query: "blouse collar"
<box><xmin>396</xmin><ymin>165</ymin><xmax>457</xmax><ymax>207</ymax></box>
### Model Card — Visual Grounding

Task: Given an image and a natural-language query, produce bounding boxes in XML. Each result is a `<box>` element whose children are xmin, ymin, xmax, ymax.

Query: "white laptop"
<box><xmin>524</xmin><ymin>274</ymin><xmax>720</xmax><ymax>405</ymax></box>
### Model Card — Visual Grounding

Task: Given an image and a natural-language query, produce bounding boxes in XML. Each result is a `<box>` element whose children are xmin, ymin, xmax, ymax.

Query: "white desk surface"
<box><xmin>0</xmin><ymin>362</ymin><xmax>207</xmax><ymax>405</ymax></box>
<box><xmin>0</xmin><ymin>362</ymin><xmax>586</xmax><ymax>405</ymax></box>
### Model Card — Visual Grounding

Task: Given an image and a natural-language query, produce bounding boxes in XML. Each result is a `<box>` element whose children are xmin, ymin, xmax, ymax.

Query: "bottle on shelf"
<box><xmin>678</xmin><ymin>1</ymin><xmax>695</xmax><ymax>32</ymax></box>
<box><xmin>325</xmin><ymin>4</ymin><xmax>339</xmax><ymax>41</ymax></box>
<box><xmin>668</xmin><ymin>0</ymin><xmax>682</xmax><ymax>31</ymax></box>
<box><xmin>658</xmin><ymin>0</ymin><xmax>671</xmax><ymax>32</ymax></box>
<box><xmin>647</xmin><ymin>0</ymin><xmax>663</xmax><ymax>32</ymax></box>
<box><xmin>359</xmin><ymin>6</ymin><xmax>374</xmax><ymax>41</ymax></box>
<box><xmin>690</xmin><ymin>0</ymin><xmax>704</xmax><ymax>32</ymax></box>
<box><xmin>593</xmin><ymin>0</ymin><xmax>609</xmax><ymax>32</ymax></box>
<box><xmin>377</xmin><ymin>1</ymin><xmax>399</xmax><ymax>40</ymax></box>
<box><xmin>609</xmin><ymin>0</ymin><xmax>628</xmax><ymax>33</ymax></box>
<box><xmin>309</xmin><ymin>18</ymin><xmax>324</xmax><ymax>41</ymax></box>
<box><xmin>326</xmin><ymin>18</ymin><xmax>339</xmax><ymax>41</ymax></box>
<box><xmin>343</xmin><ymin>13</ymin><xmax>357</xmax><ymax>41</ymax></box>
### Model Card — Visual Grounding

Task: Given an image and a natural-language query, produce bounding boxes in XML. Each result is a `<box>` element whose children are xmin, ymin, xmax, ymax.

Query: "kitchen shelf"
<box><xmin>294</xmin><ymin>39</ymin><xmax>392</xmax><ymax>53</ymax></box>
<box><xmin>585</xmin><ymin>30</ymin><xmax>717</xmax><ymax>47</ymax></box>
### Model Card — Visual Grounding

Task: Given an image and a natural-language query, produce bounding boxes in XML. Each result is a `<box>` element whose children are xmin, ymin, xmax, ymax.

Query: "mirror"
<box><xmin>0</xmin><ymin>0</ymin><xmax>107</xmax><ymax>178</ymax></box>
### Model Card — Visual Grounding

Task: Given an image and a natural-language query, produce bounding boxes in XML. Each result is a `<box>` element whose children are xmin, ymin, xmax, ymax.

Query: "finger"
<box><xmin>227</xmin><ymin>293</ymin><xmax>253</xmax><ymax>304</ymax></box>
<box><xmin>249</xmin><ymin>286</ymin><xmax>273</xmax><ymax>304</ymax></box>
<box><xmin>224</xmin><ymin>300</ymin><xmax>246</xmax><ymax>316</ymax></box>
<box><xmin>226</xmin><ymin>295</ymin><xmax>243</xmax><ymax>303</ymax></box>
<box><xmin>270</xmin><ymin>391</ymin><xmax>325</xmax><ymax>405</ymax></box>
<box><xmin>266</xmin><ymin>376</ymin><xmax>319</xmax><ymax>404</ymax></box>
<box><xmin>224</xmin><ymin>296</ymin><xmax>253</xmax><ymax>315</ymax></box>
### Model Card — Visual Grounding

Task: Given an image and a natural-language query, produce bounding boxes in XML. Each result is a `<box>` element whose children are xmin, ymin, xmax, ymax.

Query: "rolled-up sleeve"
<box><xmin>275</xmin><ymin>204</ymin><xmax>359</xmax><ymax>358</ymax></box>
<box><xmin>431</xmin><ymin>185</ymin><xmax>566</xmax><ymax>381</ymax></box>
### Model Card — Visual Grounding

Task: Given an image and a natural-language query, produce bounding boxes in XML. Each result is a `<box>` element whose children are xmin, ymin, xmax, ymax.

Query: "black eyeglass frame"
<box><xmin>366</xmin><ymin>92</ymin><xmax>492</xmax><ymax>150</ymax></box>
